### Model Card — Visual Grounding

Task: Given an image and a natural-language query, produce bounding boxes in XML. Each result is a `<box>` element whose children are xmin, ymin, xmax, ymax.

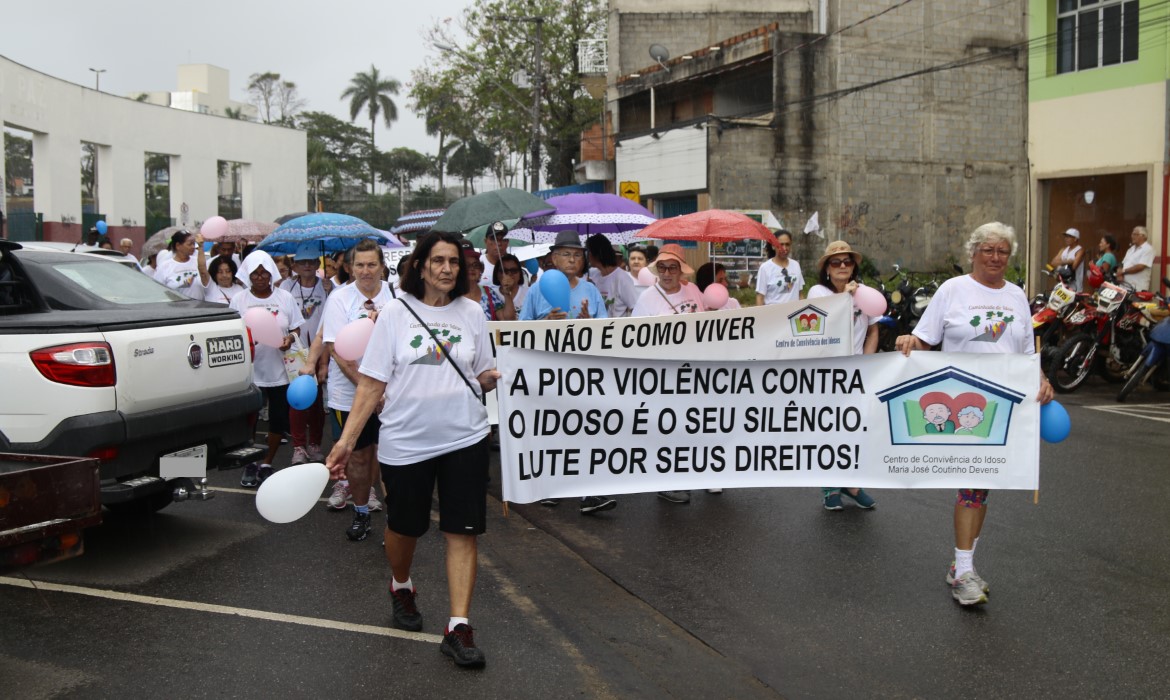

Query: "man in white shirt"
<box><xmin>1119</xmin><ymin>226</ymin><xmax>1155</xmax><ymax>292</ymax></box>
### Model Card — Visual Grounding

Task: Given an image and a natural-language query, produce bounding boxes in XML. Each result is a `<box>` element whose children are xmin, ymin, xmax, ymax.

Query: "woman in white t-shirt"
<box><xmin>229</xmin><ymin>250</ymin><xmax>305</xmax><ymax>487</ymax></box>
<box><xmin>152</xmin><ymin>230</ymin><xmax>204</xmax><ymax>300</ymax></box>
<box><xmin>1048</xmin><ymin>228</ymin><xmax>1085</xmax><ymax>291</ymax></box>
<box><xmin>896</xmin><ymin>222</ymin><xmax>1054</xmax><ymax>608</ymax></box>
<box><xmin>325</xmin><ymin>231</ymin><xmax>499</xmax><ymax>668</ymax></box>
<box><xmin>586</xmin><ymin>234</ymin><xmax>640</xmax><ymax>317</ymax></box>
<box><xmin>695</xmin><ymin>262</ymin><xmax>742</xmax><ymax>311</ymax></box>
<box><xmin>806</xmin><ymin>241</ymin><xmax>878</xmax><ymax>512</ymax></box>
<box><xmin>195</xmin><ymin>254</ymin><xmax>245</xmax><ymax>304</ymax></box>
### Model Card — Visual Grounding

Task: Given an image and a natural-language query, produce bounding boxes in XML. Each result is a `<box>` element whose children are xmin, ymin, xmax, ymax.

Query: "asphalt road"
<box><xmin>2</xmin><ymin>377</ymin><xmax>1167</xmax><ymax>699</ymax></box>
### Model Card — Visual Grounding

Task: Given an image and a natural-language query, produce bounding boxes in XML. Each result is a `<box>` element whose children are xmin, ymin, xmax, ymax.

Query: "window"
<box><xmin>1057</xmin><ymin>0</ymin><xmax>1139</xmax><ymax>74</ymax></box>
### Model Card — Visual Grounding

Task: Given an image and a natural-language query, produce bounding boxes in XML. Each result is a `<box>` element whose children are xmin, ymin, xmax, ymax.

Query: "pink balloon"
<box><xmin>853</xmin><ymin>284</ymin><xmax>887</xmax><ymax>317</ymax></box>
<box><xmin>243</xmin><ymin>307</ymin><xmax>284</xmax><ymax>348</ymax></box>
<box><xmin>702</xmin><ymin>283</ymin><xmax>729</xmax><ymax>310</ymax></box>
<box><xmin>201</xmin><ymin>215</ymin><xmax>229</xmax><ymax>239</ymax></box>
<box><xmin>636</xmin><ymin>267</ymin><xmax>656</xmax><ymax>286</ymax></box>
<box><xmin>334</xmin><ymin>318</ymin><xmax>375</xmax><ymax>361</ymax></box>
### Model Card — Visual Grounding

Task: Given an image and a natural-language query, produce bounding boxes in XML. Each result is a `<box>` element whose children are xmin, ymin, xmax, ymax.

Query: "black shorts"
<box><xmin>380</xmin><ymin>436</ymin><xmax>490</xmax><ymax>538</ymax></box>
<box><xmin>335</xmin><ymin>409</ymin><xmax>381</xmax><ymax>451</ymax></box>
<box><xmin>260</xmin><ymin>386</ymin><xmax>290</xmax><ymax>434</ymax></box>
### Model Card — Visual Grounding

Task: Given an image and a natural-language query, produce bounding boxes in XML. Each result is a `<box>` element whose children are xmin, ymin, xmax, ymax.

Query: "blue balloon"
<box><xmin>524</xmin><ymin>258</ymin><xmax>540</xmax><ymax>277</ymax></box>
<box><xmin>540</xmin><ymin>269</ymin><xmax>571</xmax><ymax>314</ymax></box>
<box><xmin>1039</xmin><ymin>400</ymin><xmax>1070</xmax><ymax>443</ymax></box>
<box><xmin>286</xmin><ymin>375</ymin><xmax>318</xmax><ymax>411</ymax></box>
<box><xmin>95</xmin><ymin>220</ymin><xmax>108</xmax><ymax>235</ymax></box>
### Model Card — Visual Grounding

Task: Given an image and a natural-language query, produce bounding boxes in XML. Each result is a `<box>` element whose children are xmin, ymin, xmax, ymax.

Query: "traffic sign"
<box><xmin>619</xmin><ymin>181</ymin><xmax>640</xmax><ymax>203</ymax></box>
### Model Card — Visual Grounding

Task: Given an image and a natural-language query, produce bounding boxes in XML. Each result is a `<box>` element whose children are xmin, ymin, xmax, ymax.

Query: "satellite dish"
<box><xmin>649</xmin><ymin>44</ymin><xmax>670</xmax><ymax>62</ymax></box>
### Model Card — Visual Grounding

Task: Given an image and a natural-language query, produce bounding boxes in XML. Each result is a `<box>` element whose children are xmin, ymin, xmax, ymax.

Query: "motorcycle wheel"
<box><xmin>1101</xmin><ymin>332</ymin><xmax>1146</xmax><ymax>384</ymax></box>
<box><xmin>1117</xmin><ymin>362</ymin><xmax>1157</xmax><ymax>402</ymax></box>
<box><xmin>1049</xmin><ymin>333</ymin><xmax>1096</xmax><ymax>393</ymax></box>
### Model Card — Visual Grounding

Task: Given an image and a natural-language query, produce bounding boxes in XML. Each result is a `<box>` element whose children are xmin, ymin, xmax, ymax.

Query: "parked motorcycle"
<box><xmin>1048</xmin><ymin>280</ymin><xmax>1152</xmax><ymax>392</ymax></box>
<box><xmin>1117</xmin><ymin>278</ymin><xmax>1170</xmax><ymax>402</ymax></box>
<box><xmin>1031</xmin><ymin>264</ymin><xmax>1079</xmax><ymax>374</ymax></box>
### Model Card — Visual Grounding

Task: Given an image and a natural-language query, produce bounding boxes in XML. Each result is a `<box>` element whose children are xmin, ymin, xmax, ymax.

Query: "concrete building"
<box><xmin>1</xmin><ymin>56</ymin><xmax>304</xmax><ymax>253</ymax></box>
<box><xmin>132</xmin><ymin>64</ymin><xmax>259</xmax><ymax>121</ymax></box>
<box><xmin>601</xmin><ymin>0</ymin><xmax>1029</xmax><ymax>276</ymax></box>
<box><xmin>1028</xmin><ymin>0</ymin><xmax>1166</xmax><ymax>290</ymax></box>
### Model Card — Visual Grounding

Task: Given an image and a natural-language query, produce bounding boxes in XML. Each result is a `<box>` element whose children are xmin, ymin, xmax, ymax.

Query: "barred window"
<box><xmin>1057</xmin><ymin>0</ymin><xmax>1139</xmax><ymax>74</ymax></box>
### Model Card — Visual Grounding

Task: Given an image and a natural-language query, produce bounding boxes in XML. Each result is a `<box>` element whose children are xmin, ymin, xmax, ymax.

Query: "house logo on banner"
<box><xmin>876</xmin><ymin>367</ymin><xmax>1025</xmax><ymax>446</ymax></box>
<box><xmin>787</xmin><ymin>304</ymin><xmax>829</xmax><ymax>336</ymax></box>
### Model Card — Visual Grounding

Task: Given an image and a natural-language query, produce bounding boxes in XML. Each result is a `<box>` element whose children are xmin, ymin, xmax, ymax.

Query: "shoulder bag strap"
<box><xmin>397</xmin><ymin>297</ymin><xmax>484</xmax><ymax>405</ymax></box>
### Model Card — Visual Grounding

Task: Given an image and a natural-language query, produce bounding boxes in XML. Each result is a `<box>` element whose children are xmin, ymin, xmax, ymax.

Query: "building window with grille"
<box><xmin>1057</xmin><ymin>0</ymin><xmax>1139</xmax><ymax>74</ymax></box>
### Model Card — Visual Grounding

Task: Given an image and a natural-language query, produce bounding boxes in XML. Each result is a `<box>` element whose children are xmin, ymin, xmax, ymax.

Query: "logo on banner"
<box><xmin>787</xmin><ymin>304</ymin><xmax>828</xmax><ymax>336</ymax></box>
<box><xmin>876</xmin><ymin>367</ymin><xmax>1025</xmax><ymax>446</ymax></box>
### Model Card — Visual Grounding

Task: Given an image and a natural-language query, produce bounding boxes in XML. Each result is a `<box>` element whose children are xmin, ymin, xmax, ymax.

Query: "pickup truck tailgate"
<box><xmin>108</xmin><ymin>318</ymin><xmax>253</xmax><ymax>415</ymax></box>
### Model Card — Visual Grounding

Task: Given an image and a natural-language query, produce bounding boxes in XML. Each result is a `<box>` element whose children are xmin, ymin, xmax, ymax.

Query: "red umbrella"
<box><xmin>638</xmin><ymin>209</ymin><xmax>781</xmax><ymax>248</ymax></box>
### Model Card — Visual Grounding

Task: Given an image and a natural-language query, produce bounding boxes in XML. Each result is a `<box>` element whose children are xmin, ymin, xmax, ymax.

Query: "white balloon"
<box><xmin>255</xmin><ymin>463</ymin><xmax>330</xmax><ymax>523</ymax></box>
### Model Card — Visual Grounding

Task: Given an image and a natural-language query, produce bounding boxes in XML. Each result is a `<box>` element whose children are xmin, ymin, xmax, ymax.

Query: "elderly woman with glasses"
<box><xmin>807</xmin><ymin>241</ymin><xmax>879</xmax><ymax>512</ymax></box>
<box><xmin>896</xmin><ymin>222</ymin><xmax>1054</xmax><ymax>607</ymax></box>
<box><xmin>519</xmin><ymin>231</ymin><xmax>608</xmax><ymax>321</ymax></box>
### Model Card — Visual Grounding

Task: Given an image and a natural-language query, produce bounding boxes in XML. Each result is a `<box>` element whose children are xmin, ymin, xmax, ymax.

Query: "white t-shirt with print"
<box><xmin>631</xmin><ymin>283</ymin><xmax>705</xmax><ymax>317</ymax></box>
<box><xmin>808</xmin><ymin>285</ymin><xmax>877</xmax><ymax>356</ymax></box>
<box><xmin>321</xmin><ymin>281</ymin><xmax>394</xmax><ymax>411</ymax></box>
<box><xmin>229</xmin><ymin>288</ymin><xmax>305</xmax><ymax>387</ymax></box>
<box><xmin>195</xmin><ymin>280</ymin><xmax>244</xmax><ymax>305</ymax></box>
<box><xmin>755</xmin><ymin>258</ymin><xmax>804</xmax><ymax>305</ymax></box>
<box><xmin>280</xmin><ymin>277</ymin><xmax>331</xmax><ymax>344</ymax></box>
<box><xmin>588</xmin><ymin>266</ymin><xmax>640</xmax><ymax>318</ymax></box>
<box><xmin>153</xmin><ymin>257</ymin><xmax>202</xmax><ymax>300</ymax></box>
<box><xmin>911</xmin><ymin>274</ymin><xmax>1033</xmax><ymax>355</ymax></box>
<box><xmin>359</xmin><ymin>294</ymin><xmax>493</xmax><ymax>465</ymax></box>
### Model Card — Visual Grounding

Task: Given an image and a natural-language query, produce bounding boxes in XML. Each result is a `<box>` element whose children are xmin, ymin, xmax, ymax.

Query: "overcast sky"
<box><xmin>4</xmin><ymin>0</ymin><xmax>473</xmax><ymax>155</ymax></box>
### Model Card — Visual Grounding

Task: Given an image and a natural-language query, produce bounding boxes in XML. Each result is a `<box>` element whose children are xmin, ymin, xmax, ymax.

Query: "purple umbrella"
<box><xmin>507</xmin><ymin>193</ymin><xmax>657</xmax><ymax>245</ymax></box>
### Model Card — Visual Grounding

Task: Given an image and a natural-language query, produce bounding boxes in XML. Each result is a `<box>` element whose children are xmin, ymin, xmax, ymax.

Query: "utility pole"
<box><xmin>494</xmin><ymin>14</ymin><xmax>545</xmax><ymax>193</ymax></box>
<box><xmin>89</xmin><ymin>68</ymin><xmax>106</xmax><ymax>92</ymax></box>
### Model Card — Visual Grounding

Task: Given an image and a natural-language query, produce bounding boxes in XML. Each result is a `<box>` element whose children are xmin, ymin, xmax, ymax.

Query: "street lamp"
<box><xmin>89</xmin><ymin>68</ymin><xmax>106</xmax><ymax>92</ymax></box>
<box><xmin>434</xmin><ymin>20</ymin><xmax>544</xmax><ymax>193</ymax></box>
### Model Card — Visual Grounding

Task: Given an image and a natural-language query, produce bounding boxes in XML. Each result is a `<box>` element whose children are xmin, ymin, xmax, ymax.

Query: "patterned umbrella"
<box><xmin>390</xmin><ymin>208</ymin><xmax>446</xmax><ymax>237</ymax></box>
<box><xmin>432</xmin><ymin>188</ymin><xmax>555</xmax><ymax>239</ymax></box>
<box><xmin>199</xmin><ymin>219</ymin><xmax>277</xmax><ymax>242</ymax></box>
<box><xmin>636</xmin><ymin>209</ymin><xmax>781</xmax><ymax>248</ymax></box>
<box><xmin>257</xmin><ymin>213</ymin><xmax>402</xmax><ymax>255</ymax></box>
<box><xmin>141</xmin><ymin>226</ymin><xmax>184</xmax><ymax>259</ymax></box>
<box><xmin>275</xmin><ymin>211</ymin><xmax>313</xmax><ymax>225</ymax></box>
<box><xmin>506</xmin><ymin>193</ymin><xmax>657</xmax><ymax>245</ymax></box>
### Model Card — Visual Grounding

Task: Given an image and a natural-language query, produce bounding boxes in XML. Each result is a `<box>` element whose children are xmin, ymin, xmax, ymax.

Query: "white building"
<box><xmin>132</xmin><ymin>64</ymin><xmax>258</xmax><ymax>121</ymax></box>
<box><xmin>1</xmin><ymin>55</ymin><xmax>305</xmax><ymax>251</ymax></box>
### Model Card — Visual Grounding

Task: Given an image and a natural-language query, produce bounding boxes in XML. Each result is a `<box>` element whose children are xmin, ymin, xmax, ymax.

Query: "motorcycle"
<box><xmin>1117</xmin><ymin>278</ymin><xmax>1170</xmax><ymax>402</ymax></box>
<box><xmin>1031</xmin><ymin>264</ymin><xmax>1079</xmax><ymax>373</ymax></box>
<box><xmin>1048</xmin><ymin>280</ymin><xmax>1152</xmax><ymax>392</ymax></box>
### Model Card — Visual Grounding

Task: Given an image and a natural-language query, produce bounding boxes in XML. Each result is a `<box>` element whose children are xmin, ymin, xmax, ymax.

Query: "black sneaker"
<box><xmin>257</xmin><ymin>464</ymin><xmax>274</xmax><ymax>484</ymax></box>
<box><xmin>580</xmin><ymin>496</ymin><xmax>617</xmax><ymax>514</ymax></box>
<box><xmin>345</xmin><ymin>511</ymin><xmax>371</xmax><ymax>541</ymax></box>
<box><xmin>389</xmin><ymin>587</ymin><xmax>423</xmax><ymax>631</ymax></box>
<box><xmin>240</xmin><ymin>463</ymin><xmax>259</xmax><ymax>488</ymax></box>
<box><xmin>440</xmin><ymin>623</ymin><xmax>486</xmax><ymax>668</ymax></box>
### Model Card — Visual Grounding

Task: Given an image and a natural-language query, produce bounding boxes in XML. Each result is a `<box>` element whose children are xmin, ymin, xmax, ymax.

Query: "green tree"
<box><xmin>4</xmin><ymin>134</ymin><xmax>32</xmax><ymax>198</ymax></box>
<box><xmin>247</xmin><ymin>72</ymin><xmax>281</xmax><ymax>123</ymax></box>
<box><xmin>296</xmin><ymin>111</ymin><xmax>374</xmax><ymax>200</ymax></box>
<box><xmin>340</xmin><ymin>65</ymin><xmax>402</xmax><ymax>194</ymax></box>
<box><xmin>447</xmin><ymin>138</ymin><xmax>495</xmax><ymax>195</ymax></box>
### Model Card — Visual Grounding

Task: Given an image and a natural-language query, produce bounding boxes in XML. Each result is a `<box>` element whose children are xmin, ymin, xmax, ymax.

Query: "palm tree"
<box><xmin>340</xmin><ymin>65</ymin><xmax>401</xmax><ymax>195</ymax></box>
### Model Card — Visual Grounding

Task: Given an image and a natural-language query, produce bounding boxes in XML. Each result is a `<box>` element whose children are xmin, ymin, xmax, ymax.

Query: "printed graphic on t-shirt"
<box><xmin>773</xmin><ymin>267</ymin><xmax>796</xmax><ymax>294</ymax></box>
<box><xmin>967</xmin><ymin>308</ymin><xmax>1018</xmax><ymax>343</ymax></box>
<box><xmin>301</xmin><ymin>296</ymin><xmax>323</xmax><ymax>318</ymax></box>
<box><xmin>407</xmin><ymin>321</ymin><xmax>464</xmax><ymax>366</ymax></box>
<box><xmin>675</xmin><ymin>299</ymin><xmax>701</xmax><ymax>314</ymax></box>
<box><xmin>171</xmin><ymin>269</ymin><xmax>198</xmax><ymax>288</ymax></box>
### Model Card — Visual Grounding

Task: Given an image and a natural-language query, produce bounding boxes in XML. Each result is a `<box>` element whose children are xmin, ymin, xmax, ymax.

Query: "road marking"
<box><xmin>0</xmin><ymin>577</ymin><xmax>441</xmax><ymax>644</ymax></box>
<box><xmin>1084</xmin><ymin>402</ymin><xmax>1170</xmax><ymax>424</ymax></box>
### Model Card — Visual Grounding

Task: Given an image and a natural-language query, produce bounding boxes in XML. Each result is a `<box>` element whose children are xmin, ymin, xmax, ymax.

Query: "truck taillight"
<box><xmin>30</xmin><ymin>342</ymin><xmax>116</xmax><ymax>387</ymax></box>
<box><xmin>87</xmin><ymin>446</ymin><xmax>119</xmax><ymax>462</ymax></box>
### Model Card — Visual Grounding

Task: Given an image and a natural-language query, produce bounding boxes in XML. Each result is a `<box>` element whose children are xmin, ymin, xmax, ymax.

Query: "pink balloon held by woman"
<box><xmin>334</xmin><ymin>317</ymin><xmax>376</xmax><ymax>361</ymax></box>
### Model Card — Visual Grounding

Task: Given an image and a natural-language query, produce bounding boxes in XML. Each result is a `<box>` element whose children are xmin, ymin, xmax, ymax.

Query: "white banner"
<box><xmin>488</xmin><ymin>293</ymin><xmax>856</xmax><ymax>361</ymax></box>
<box><xmin>496</xmin><ymin>348</ymin><xmax>1041</xmax><ymax>503</ymax></box>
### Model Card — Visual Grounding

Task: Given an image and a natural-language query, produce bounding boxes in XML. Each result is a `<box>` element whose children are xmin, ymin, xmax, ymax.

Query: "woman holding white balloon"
<box><xmin>326</xmin><ymin>230</ymin><xmax>500</xmax><ymax>668</ymax></box>
<box><xmin>806</xmin><ymin>240</ymin><xmax>880</xmax><ymax>512</ymax></box>
<box><xmin>320</xmin><ymin>239</ymin><xmax>393</xmax><ymax>541</ymax></box>
<box><xmin>230</xmin><ymin>250</ymin><xmax>305</xmax><ymax>487</ymax></box>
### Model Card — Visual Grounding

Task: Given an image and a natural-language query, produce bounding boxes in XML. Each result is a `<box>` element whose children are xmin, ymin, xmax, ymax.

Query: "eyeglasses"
<box><xmin>556</xmin><ymin>251</ymin><xmax>584</xmax><ymax>259</ymax></box>
<box><xmin>977</xmin><ymin>247</ymin><xmax>1011</xmax><ymax>258</ymax></box>
<box><xmin>656</xmin><ymin>264</ymin><xmax>681</xmax><ymax>274</ymax></box>
<box><xmin>827</xmin><ymin>257</ymin><xmax>856</xmax><ymax>268</ymax></box>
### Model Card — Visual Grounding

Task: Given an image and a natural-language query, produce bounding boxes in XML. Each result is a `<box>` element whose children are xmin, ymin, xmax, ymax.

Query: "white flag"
<box><xmin>803</xmin><ymin>211</ymin><xmax>823</xmax><ymax>238</ymax></box>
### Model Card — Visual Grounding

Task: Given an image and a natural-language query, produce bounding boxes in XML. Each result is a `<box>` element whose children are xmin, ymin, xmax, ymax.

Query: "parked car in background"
<box><xmin>16</xmin><ymin>241</ymin><xmax>143</xmax><ymax>272</ymax></box>
<box><xmin>0</xmin><ymin>240</ymin><xmax>262</xmax><ymax>513</ymax></box>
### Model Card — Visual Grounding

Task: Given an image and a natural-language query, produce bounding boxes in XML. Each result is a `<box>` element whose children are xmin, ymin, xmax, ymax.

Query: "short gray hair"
<box><xmin>1133</xmin><ymin>226</ymin><xmax>1148</xmax><ymax>238</ymax></box>
<box><xmin>966</xmin><ymin>222</ymin><xmax>1017</xmax><ymax>261</ymax></box>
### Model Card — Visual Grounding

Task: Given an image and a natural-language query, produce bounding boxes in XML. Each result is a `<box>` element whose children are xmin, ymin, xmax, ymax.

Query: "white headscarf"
<box><xmin>237</xmin><ymin>250</ymin><xmax>281</xmax><ymax>286</ymax></box>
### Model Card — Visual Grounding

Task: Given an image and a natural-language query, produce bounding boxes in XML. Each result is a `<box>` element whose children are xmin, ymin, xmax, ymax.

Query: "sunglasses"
<box><xmin>656</xmin><ymin>264</ymin><xmax>681</xmax><ymax>274</ymax></box>
<box><xmin>502</xmin><ymin>267</ymin><xmax>522</xmax><ymax>274</ymax></box>
<box><xmin>827</xmin><ymin>257</ymin><xmax>856</xmax><ymax>268</ymax></box>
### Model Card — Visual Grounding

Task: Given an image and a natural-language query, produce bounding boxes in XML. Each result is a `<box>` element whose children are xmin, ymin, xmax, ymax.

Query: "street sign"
<box><xmin>619</xmin><ymin>181</ymin><xmax>640</xmax><ymax>203</ymax></box>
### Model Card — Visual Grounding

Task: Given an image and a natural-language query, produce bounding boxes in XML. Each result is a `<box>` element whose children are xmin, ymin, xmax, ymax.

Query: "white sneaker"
<box><xmin>367</xmin><ymin>488</ymin><xmax>383</xmax><ymax>512</ymax></box>
<box><xmin>306</xmin><ymin>444</ymin><xmax>325</xmax><ymax>462</ymax></box>
<box><xmin>951</xmin><ymin>571</ymin><xmax>989</xmax><ymax>606</ymax></box>
<box><xmin>327</xmin><ymin>481</ymin><xmax>350</xmax><ymax>510</ymax></box>
<box><xmin>291</xmin><ymin>447</ymin><xmax>309</xmax><ymax>465</ymax></box>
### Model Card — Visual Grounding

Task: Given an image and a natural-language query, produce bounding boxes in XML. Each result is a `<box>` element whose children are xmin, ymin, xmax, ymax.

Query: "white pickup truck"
<box><xmin>0</xmin><ymin>240</ymin><xmax>263</xmax><ymax>513</ymax></box>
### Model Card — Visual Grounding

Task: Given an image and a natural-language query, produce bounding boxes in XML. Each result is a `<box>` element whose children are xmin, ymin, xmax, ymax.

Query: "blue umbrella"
<box><xmin>257</xmin><ymin>213</ymin><xmax>401</xmax><ymax>254</ymax></box>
